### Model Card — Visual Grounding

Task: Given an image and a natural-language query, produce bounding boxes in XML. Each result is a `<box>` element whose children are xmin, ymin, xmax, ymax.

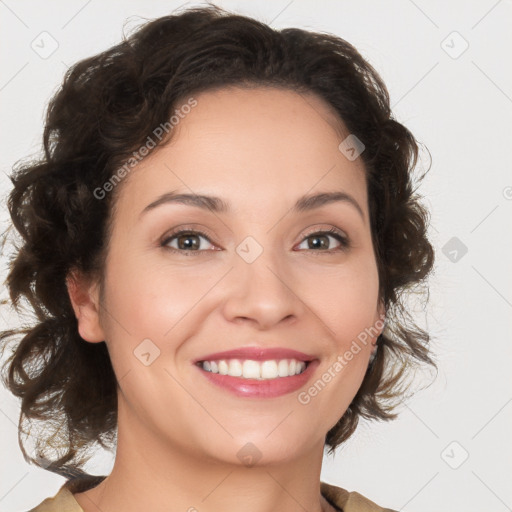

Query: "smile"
<box><xmin>195</xmin><ymin>358</ymin><xmax>319</xmax><ymax>398</ymax></box>
<box><xmin>198</xmin><ymin>358</ymin><xmax>308</xmax><ymax>380</ymax></box>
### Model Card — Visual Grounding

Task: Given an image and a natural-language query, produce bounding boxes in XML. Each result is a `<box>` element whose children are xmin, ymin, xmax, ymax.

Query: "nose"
<box><xmin>220</xmin><ymin>245</ymin><xmax>306</xmax><ymax>330</ymax></box>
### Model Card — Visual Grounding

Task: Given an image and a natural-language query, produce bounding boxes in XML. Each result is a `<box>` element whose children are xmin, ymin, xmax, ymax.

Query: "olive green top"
<box><xmin>27</xmin><ymin>474</ymin><xmax>397</xmax><ymax>512</ymax></box>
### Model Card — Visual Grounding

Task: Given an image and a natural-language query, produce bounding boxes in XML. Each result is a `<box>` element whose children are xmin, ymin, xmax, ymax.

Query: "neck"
<box><xmin>74</xmin><ymin>396</ymin><xmax>334</xmax><ymax>512</ymax></box>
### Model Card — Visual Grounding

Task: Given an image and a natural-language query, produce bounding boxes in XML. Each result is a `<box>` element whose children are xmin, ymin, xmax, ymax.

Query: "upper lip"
<box><xmin>194</xmin><ymin>347</ymin><xmax>317</xmax><ymax>364</ymax></box>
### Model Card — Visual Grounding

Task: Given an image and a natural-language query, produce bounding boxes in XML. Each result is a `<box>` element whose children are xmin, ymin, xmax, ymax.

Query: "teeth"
<box><xmin>229</xmin><ymin>359</ymin><xmax>243</xmax><ymax>377</ymax></box>
<box><xmin>261</xmin><ymin>360</ymin><xmax>278</xmax><ymax>379</ymax></box>
<box><xmin>242</xmin><ymin>360</ymin><xmax>260</xmax><ymax>379</ymax></box>
<box><xmin>277</xmin><ymin>359</ymin><xmax>289</xmax><ymax>377</ymax></box>
<box><xmin>218</xmin><ymin>360</ymin><xmax>229</xmax><ymax>375</ymax></box>
<box><xmin>200</xmin><ymin>358</ymin><xmax>307</xmax><ymax>380</ymax></box>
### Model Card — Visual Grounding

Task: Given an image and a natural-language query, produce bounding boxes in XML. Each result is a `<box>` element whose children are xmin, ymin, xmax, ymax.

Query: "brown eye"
<box><xmin>296</xmin><ymin>228</ymin><xmax>349</xmax><ymax>252</ymax></box>
<box><xmin>161</xmin><ymin>230</ymin><xmax>215</xmax><ymax>253</ymax></box>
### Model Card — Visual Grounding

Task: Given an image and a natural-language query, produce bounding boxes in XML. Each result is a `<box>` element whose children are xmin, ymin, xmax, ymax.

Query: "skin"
<box><xmin>68</xmin><ymin>86</ymin><xmax>385</xmax><ymax>512</ymax></box>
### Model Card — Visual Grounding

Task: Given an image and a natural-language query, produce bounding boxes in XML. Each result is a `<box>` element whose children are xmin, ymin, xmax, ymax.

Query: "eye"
<box><xmin>295</xmin><ymin>227</ymin><xmax>349</xmax><ymax>252</ymax></box>
<box><xmin>160</xmin><ymin>226</ymin><xmax>350</xmax><ymax>255</ymax></box>
<box><xmin>161</xmin><ymin>229</ymin><xmax>216</xmax><ymax>254</ymax></box>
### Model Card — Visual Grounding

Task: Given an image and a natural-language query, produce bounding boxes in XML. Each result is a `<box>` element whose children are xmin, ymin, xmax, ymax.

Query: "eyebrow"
<box><xmin>139</xmin><ymin>190</ymin><xmax>365</xmax><ymax>221</ymax></box>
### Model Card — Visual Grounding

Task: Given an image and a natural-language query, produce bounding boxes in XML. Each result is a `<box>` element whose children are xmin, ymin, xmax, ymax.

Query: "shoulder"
<box><xmin>28</xmin><ymin>477</ymin><xmax>394</xmax><ymax>512</ymax></box>
<box><xmin>26</xmin><ymin>484</ymin><xmax>81</xmax><ymax>512</ymax></box>
<box><xmin>321</xmin><ymin>481</ymin><xmax>397</xmax><ymax>512</ymax></box>
<box><xmin>26</xmin><ymin>475</ymin><xmax>106</xmax><ymax>512</ymax></box>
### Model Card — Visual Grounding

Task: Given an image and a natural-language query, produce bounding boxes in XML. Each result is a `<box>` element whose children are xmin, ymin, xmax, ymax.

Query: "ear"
<box><xmin>66</xmin><ymin>269</ymin><xmax>105</xmax><ymax>343</ymax></box>
<box><xmin>371</xmin><ymin>299</ymin><xmax>386</xmax><ymax>353</ymax></box>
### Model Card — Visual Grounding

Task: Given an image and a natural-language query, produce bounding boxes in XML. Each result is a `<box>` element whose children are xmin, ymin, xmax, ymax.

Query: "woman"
<box><xmin>0</xmin><ymin>5</ymin><xmax>435</xmax><ymax>512</ymax></box>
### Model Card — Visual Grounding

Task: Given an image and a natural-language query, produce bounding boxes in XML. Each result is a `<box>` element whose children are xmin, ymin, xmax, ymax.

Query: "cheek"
<box><xmin>308</xmin><ymin>257</ymin><xmax>380</xmax><ymax>342</ymax></box>
<box><xmin>105</xmin><ymin>253</ymin><xmax>214</xmax><ymax>335</ymax></box>
<box><xmin>98</xmin><ymin>260</ymin><xmax>209</xmax><ymax>398</ymax></box>
<box><xmin>304</xmin><ymin>262</ymin><xmax>379</xmax><ymax>424</ymax></box>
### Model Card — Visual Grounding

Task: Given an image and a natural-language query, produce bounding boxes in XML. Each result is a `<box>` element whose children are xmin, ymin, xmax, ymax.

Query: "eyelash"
<box><xmin>160</xmin><ymin>227</ymin><xmax>350</xmax><ymax>256</ymax></box>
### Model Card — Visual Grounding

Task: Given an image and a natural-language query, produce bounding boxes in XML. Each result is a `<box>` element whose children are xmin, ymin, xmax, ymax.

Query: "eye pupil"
<box><xmin>178</xmin><ymin>234</ymin><xmax>200</xmax><ymax>250</ymax></box>
<box><xmin>309</xmin><ymin>235</ymin><xmax>329</xmax><ymax>250</ymax></box>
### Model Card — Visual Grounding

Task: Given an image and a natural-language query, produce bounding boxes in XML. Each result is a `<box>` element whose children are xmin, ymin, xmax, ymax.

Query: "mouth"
<box><xmin>195</xmin><ymin>358</ymin><xmax>310</xmax><ymax>380</ymax></box>
<box><xmin>194</xmin><ymin>357</ymin><xmax>320</xmax><ymax>399</ymax></box>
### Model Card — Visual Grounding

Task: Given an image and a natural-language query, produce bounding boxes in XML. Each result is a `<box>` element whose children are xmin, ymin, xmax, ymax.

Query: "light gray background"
<box><xmin>0</xmin><ymin>1</ymin><xmax>511</xmax><ymax>511</ymax></box>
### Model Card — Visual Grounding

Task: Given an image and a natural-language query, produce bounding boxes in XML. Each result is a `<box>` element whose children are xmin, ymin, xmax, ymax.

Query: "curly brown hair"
<box><xmin>0</xmin><ymin>4</ymin><xmax>436</xmax><ymax>480</ymax></box>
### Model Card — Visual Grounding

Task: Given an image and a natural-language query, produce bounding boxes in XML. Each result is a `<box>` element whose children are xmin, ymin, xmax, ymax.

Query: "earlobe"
<box><xmin>66</xmin><ymin>270</ymin><xmax>105</xmax><ymax>343</ymax></box>
<box><xmin>371</xmin><ymin>299</ymin><xmax>386</xmax><ymax>355</ymax></box>
<box><xmin>376</xmin><ymin>299</ymin><xmax>386</xmax><ymax>336</ymax></box>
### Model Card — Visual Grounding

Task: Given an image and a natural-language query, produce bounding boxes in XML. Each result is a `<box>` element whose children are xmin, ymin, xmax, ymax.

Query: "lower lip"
<box><xmin>195</xmin><ymin>360</ymin><xmax>320</xmax><ymax>398</ymax></box>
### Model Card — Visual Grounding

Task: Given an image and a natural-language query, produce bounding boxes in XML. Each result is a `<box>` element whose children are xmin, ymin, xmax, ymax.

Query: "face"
<box><xmin>71</xmin><ymin>86</ymin><xmax>384</xmax><ymax>466</ymax></box>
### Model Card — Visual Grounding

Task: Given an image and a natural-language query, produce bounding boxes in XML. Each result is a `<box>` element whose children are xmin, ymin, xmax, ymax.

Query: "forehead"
<box><xmin>113</xmin><ymin>86</ymin><xmax>368</xmax><ymax>223</ymax></box>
